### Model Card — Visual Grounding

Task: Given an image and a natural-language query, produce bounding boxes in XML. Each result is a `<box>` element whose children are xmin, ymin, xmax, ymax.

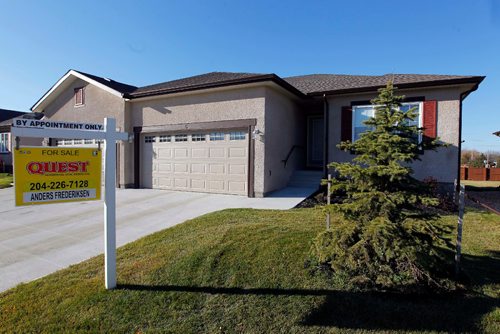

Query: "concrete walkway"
<box><xmin>0</xmin><ymin>186</ymin><xmax>315</xmax><ymax>292</ymax></box>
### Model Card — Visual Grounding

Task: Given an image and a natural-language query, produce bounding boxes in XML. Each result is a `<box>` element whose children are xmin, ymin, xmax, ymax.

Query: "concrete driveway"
<box><xmin>0</xmin><ymin>186</ymin><xmax>315</xmax><ymax>292</ymax></box>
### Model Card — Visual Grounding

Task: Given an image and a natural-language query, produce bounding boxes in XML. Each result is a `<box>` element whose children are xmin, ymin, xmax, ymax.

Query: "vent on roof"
<box><xmin>104</xmin><ymin>78</ymin><xmax>111</xmax><ymax>82</ymax></box>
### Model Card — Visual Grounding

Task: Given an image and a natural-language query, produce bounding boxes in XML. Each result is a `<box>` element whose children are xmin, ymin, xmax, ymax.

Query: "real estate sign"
<box><xmin>14</xmin><ymin>147</ymin><xmax>101</xmax><ymax>206</ymax></box>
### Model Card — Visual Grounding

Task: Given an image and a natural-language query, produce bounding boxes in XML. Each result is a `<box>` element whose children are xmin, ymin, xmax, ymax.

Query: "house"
<box><xmin>0</xmin><ymin>109</ymin><xmax>27</xmax><ymax>172</ymax></box>
<box><xmin>30</xmin><ymin>70</ymin><xmax>484</xmax><ymax>197</ymax></box>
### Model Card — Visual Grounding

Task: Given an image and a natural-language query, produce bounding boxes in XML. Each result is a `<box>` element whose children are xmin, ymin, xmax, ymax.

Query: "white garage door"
<box><xmin>141</xmin><ymin>131</ymin><xmax>248</xmax><ymax>195</ymax></box>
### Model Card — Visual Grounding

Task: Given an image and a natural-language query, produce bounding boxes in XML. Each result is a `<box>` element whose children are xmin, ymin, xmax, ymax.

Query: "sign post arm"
<box><xmin>104</xmin><ymin>118</ymin><xmax>117</xmax><ymax>289</ymax></box>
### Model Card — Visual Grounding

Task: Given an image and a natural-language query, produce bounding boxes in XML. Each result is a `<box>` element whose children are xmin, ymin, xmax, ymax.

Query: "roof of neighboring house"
<box><xmin>283</xmin><ymin>73</ymin><xmax>485</xmax><ymax>95</ymax></box>
<box><xmin>0</xmin><ymin>108</ymin><xmax>25</xmax><ymax>123</ymax></box>
<box><xmin>0</xmin><ymin>108</ymin><xmax>26</xmax><ymax>128</ymax></box>
<box><xmin>31</xmin><ymin>70</ymin><xmax>485</xmax><ymax>111</ymax></box>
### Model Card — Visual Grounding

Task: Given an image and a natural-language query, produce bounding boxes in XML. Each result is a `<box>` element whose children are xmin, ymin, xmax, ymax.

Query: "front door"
<box><xmin>307</xmin><ymin>116</ymin><xmax>324</xmax><ymax>167</ymax></box>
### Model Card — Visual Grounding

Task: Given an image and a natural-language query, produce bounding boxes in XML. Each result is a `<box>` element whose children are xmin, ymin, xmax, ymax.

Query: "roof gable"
<box><xmin>31</xmin><ymin>70</ymin><xmax>137</xmax><ymax>112</ymax></box>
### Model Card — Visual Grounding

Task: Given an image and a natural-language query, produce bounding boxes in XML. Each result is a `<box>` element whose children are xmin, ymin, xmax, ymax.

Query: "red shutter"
<box><xmin>341</xmin><ymin>106</ymin><xmax>352</xmax><ymax>142</ymax></box>
<box><xmin>423</xmin><ymin>100</ymin><xmax>437</xmax><ymax>141</ymax></box>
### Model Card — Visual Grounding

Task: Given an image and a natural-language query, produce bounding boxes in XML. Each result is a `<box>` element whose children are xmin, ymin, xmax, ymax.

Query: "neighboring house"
<box><xmin>0</xmin><ymin>109</ymin><xmax>26</xmax><ymax>172</ymax></box>
<box><xmin>30</xmin><ymin>70</ymin><xmax>484</xmax><ymax>197</ymax></box>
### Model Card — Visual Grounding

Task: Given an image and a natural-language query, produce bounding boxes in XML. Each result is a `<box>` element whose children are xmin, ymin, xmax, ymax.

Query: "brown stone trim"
<box><xmin>140</xmin><ymin>119</ymin><xmax>257</xmax><ymax>134</ymax></box>
<box><xmin>247</xmin><ymin>125</ymin><xmax>255</xmax><ymax>197</ymax></box>
<box><xmin>133</xmin><ymin>126</ymin><xmax>142</xmax><ymax>188</ymax></box>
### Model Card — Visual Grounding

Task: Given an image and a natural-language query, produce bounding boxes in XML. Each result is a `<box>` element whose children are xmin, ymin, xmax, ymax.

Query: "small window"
<box><xmin>230</xmin><ymin>131</ymin><xmax>246</xmax><ymax>140</ymax></box>
<box><xmin>73</xmin><ymin>139</ymin><xmax>83</xmax><ymax>145</ymax></box>
<box><xmin>63</xmin><ymin>139</ymin><xmax>73</xmax><ymax>145</ymax></box>
<box><xmin>191</xmin><ymin>134</ymin><xmax>206</xmax><ymax>142</ymax></box>
<box><xmin>84</xmin><ymin>139</ymin><xmax>93</xmax><ymax>144</ymax></box>
<box><xmin>210</xmin><ymin>132</ymin><xmax>225</xmax><ymax>141</ymax></box>
<box><xmin>174</xmin><ymin>134</ymin><xmax>188</xmax><ymax>142</ymax></box>
<box><xmin>159</xmin><ymin>135</ymin><xmax>171</xmax><ymax>143</ymax></box>
<box><xmin>74</xmin><ymin>87</ymin><xmax>85</xmax><ymax>106</ymax></box>
<box><xmin>0</xmin><ymin>133</ymin><xmax>10</xmax><ymax>153</ymax></box>
<box><xmin>145</xmin><ymin>136</ymin><xmax>156</xmax><ymax>143</ymax></box>
<box><xmin>56</xmin><ymin>139</ymin><xmax>64</xmax><ymax>146</ymax></box>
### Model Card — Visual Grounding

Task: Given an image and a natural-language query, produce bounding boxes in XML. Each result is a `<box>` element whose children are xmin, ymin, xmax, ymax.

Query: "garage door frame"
<box><xmin>134</xmin><ymin>118</ymin><xmax>256</xmax><ymax>197</ymax></box>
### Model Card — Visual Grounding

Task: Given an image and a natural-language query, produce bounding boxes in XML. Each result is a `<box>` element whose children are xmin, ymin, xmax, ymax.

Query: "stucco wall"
<box><xmin>327</xmin><ymin>85</ymin><xmax>470</xmax><ymax>183</ymax></box>
<box><xmin>42</xmin><ymin>78</ymin><xmax>130</xmax><ymax>187</ymax></box>
<box><xmin>263</xmin><ymin>87</ymin><xmax>305</xmax><ymax>194</ymax></box>
<box><xmin>130</xmin><ymin>86</ymin><xmax>267</xmax><ymax>196</ymax></box>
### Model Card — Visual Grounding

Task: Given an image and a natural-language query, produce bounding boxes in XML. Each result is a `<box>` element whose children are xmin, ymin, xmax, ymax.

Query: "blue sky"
<box><xmin>0</xmin><ymin>0</ymin><xmax>498</xmax><ymax>150</ymax></box>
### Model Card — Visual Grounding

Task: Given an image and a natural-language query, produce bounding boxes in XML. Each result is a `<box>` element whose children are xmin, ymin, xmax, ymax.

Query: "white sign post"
<box><xmin>12</xmin><ymin>117</ymin><xmax>128</xmax><ymax>290</ymax></box>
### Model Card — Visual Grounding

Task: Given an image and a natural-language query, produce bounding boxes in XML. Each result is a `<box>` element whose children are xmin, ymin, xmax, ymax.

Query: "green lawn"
<box><xmin>1</xmin><ymin>208</ymin><xmax>499</xmax><ymax>333</ymax></box>
<box><xmin>462</xmin><ymin>180</ymin><xmax>500</xmax><ymax>189</ymax></box>
<box><xmin>0</xmin><ymin>173</ymin><xmax>13</xmax><ymax>189</ymax></box>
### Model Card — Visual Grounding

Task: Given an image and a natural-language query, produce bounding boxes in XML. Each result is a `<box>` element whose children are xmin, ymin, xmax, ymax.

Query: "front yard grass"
<box><xmin>1</xmin><ymin>208</ymin><xmax>499</xmax><ymax>333</ymax></box>
<box><xmin>0</xmin><ymin>173</ymin><xmax>13</xmax><ymax>189</ymax></box>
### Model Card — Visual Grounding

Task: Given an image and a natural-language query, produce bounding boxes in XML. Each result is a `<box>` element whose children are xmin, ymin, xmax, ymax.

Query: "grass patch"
<box><xmin>462</xmin><ymin>180</ymin><xmax>500</xmax><ymax>190</ymax></box>
<box><xmin>0</xmin><ymin>173</ymin><xmax>13</xmax><ymax>189</ymax></box>
<box><xmin>1</xmin><ymin>208</ymin><xmax>499</xmax><ymax>333</ymax></box>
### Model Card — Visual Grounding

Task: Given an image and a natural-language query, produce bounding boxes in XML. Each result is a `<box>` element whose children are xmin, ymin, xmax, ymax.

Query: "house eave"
<box><xmin>307</xmin><ymin>76</ymin><xmax>486</xmax><ymax>97</ymax></box>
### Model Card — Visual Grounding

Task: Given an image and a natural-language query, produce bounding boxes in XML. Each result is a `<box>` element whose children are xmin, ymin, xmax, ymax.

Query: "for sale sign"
<box><xmin>14</xmin><ymin>147</ymin><xmax>101</xmax><ymax>206</ymax></box>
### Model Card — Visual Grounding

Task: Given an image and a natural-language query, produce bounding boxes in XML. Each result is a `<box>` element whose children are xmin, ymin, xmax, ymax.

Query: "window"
<box><xmin>230</xmin><ymin>131</ymin><xmax>246</xmax><ymax>140</ymax></box>
<box><xmin>210</xmin><ymin>132</ymin><xmax>225</xmax><ymax>141</ymax></box>
<box><xmin>159</xmin><ymin>135</ymin><xmax>171</xmax><ymax>142</ymax></box>
<box><xmin>74</xmin><ymin>87</ymin><xmax>85</xmax><ymax>106</ymax></box>
<box><xmin>352</xmin><ymin>102</ymin><xmax>422</xmax><ymax>142</ymax></box>
<box><xmin>73</xmin><ymin>139</ymin><xmax>83</xmax><ymax>145</ymax></box>
<box><xmin>145</xmin><ymin>136</ymin><xmax>156</xmax><ymax>143</ymax></box>
<box><xmin>0</xmin><ymin>133</ymin><xmax>10</xmax><ymax>153</ymax></box>
<box><xmin>174</xmin><ymin>134</ymin><xmax>188</xmax><ymax>142</ymax></box>
<box><xmin>191</xmin><ymin>134</ymin><xmax>206</xmax><ymax>142</ymax></box>
<box><xmin>63</xmin><ymin>139</ymin><xmax>73</xmax><ymax>145</ymax></box>
<box><xmin>84</xmin><ymin>139</ymin><xmax>94</xmax><ymax>144</ymax></box>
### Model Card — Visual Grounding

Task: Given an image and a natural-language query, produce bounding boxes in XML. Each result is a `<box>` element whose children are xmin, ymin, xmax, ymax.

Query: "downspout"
<box><xmin>323</xmin><ymin>94</ymin><xmax>329</xmax><ymax>177</ymax></box>
<box><xmin>457</xmin><ymin>82</ymin><xmax>481</xmax><ymax>193</ymax></box>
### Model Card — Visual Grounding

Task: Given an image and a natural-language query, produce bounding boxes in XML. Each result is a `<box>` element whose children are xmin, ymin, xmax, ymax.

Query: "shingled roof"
<box><xmin>283</xmin><ymin>73</ymin><xmax>485</xmax><ymax>95</ymax></box>
<box><xmin>32</xmin><ymin>70</ymin><xmax>485</xmax><ymax>112</ymax></box>
<box><xmin>73</xmin><ymin>70</ymin><xmax>137</xmax><ymax>95</ymax></box>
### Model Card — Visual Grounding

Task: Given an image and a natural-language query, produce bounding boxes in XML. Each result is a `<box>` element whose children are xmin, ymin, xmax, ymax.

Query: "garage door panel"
<box><xmin>174</xmin><ymin>163</ymin><xmax>189</xmax><ymax>173</ymax></box>
<box><xmin>143</xmin><ymin>131</ymin><xmax>248</xmax><ymax>195</ymax></box>
<box><xmin>228</xmin><ymin>164</ymin><xmax>246</xmax><ymax>175</ymax></box>
<box><xmin>174</xmin><ymin>148</ymin><xmax>189</xmax><ymax>158</ymax></box>
<box><xmin>209</xmin><ymin>164</ymin><xmax>225</xmax><ymax>174</ymax></box>
<box><xmin>174</xmin><ymin>178</ymin><xmax>188</xmax><ymax>188</ymax></box>
<box><xmin>228</xmin><ymin>181</ymin><xmax>246</xmax><ymax>193</ymax></box>
<box><xmin>191</xmin><ymin>179</ymin><xmax>206</xmax><ymax>190</ymax></box>
<box><xmin>208</xmin><ymin>180</ymin><xmax>225</xmax><ymax>191</ymax></box>
<box><xmin>192</xmin><ymin>148</ymin><xmax>208</xmax><ymax>158</ymax></box>
<box><xmin>209</xmin><ymin>148</ymin><xmax>225</xmax><ymax>158</ymax></box>
<box><xmin>228</xmin><ymin>147</ymin><xmax>246</xmax><ymax>158</ymax></box>
<box><xmin>191</xmin><ymin>163</ymin><xmax>206</xmax><ymax>174</ymax></box>
<box><xmin>157</xmin><ymin>148</ymin><xmax>173</xmax><ymax>158</ymax></box>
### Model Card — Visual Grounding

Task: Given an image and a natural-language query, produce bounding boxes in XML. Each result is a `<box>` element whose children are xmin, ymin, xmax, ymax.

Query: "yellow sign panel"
<box><xmin>14</xmin><ymin>147</ymin><xmax>101</xmax><ymax>206</ymax></box>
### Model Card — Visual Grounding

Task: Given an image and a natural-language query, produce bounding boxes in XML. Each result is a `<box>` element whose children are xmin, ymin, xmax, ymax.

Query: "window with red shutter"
<box><xmin>341</xmin><ymin>106</ymin><xmax>352</xmax><ymax>142</ymax></box>
<box><xmin>423</xmin><ymin>100</ymin><xmax>437</xmax><ymax>141</ymax></box>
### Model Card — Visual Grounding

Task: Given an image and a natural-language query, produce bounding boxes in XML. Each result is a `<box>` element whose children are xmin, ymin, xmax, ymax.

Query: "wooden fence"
<box><xmin>461</xmin><ymin>166</ymin><xmax>500</xmax><ymax>181</ymax></box>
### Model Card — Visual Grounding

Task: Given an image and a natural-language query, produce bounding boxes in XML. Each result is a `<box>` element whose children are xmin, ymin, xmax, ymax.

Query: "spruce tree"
<box><xmin>329</xmin><ymin>81</ymin><xmax>441</xmax><ymax>224</ymax></box>
<box><xmin>309</xmin><ymin>82</ymin><xmax>452</xmax><ymax>291</ymax></box>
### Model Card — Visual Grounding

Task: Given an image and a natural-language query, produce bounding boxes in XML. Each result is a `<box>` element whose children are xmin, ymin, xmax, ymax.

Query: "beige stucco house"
<box><xmin>29</xmin><ymin>70</ymin><xmax>484</xmax><ymax>197</ymax></box>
